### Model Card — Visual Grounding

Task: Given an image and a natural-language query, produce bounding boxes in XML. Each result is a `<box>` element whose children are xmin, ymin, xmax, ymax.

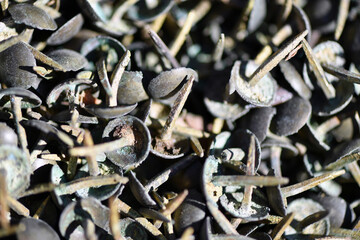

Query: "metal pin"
<box><xmin>213</xmin><ymin>33</ymin><xmax>225</xmax><ymax>62</ymax></box>
<box><xmin>20</xmin><ymin>174</ymin><xmax>128</xmax><ymax>197</ymax></box>
<box><xmin>241</xmin><ymin>135</ymin><xmax>256</xmax><ymax>212</ymax></box>
<box><xmin>110</xmin><ymin>0</ymin><xmax>138</xmax><ymax>23</ymax></box>
<box><xmin>255</xmin><ymin>24</ymin><xmax>293</xmax><ymax>64</ymax></box>
<box><xmin>0</xmin><ymin>171</ymin><xmax>9</xmax><ymax>229</ymax></box>
<box><xmin>11</xmin><ymin>96</ymin><xmax>29</xmax><ymax>158</ymax></box>
<box><xmin>212</xmin><ymin>175</ymin><xmax>289</xmax><ymax>187</ymax></box>
<box><xmin>33</xmin><ymin>196</ymin><xmax>50</xmax><ymax>219</ymax></box>
<box><xmin>23</xmin><ymin>42</ymin><xmax>65</xmax><ymax>71</ymax></box>
<box><xmin>322</xmin><ymin>63</ymin><xmax>360</xmax><ymax>84</ymax></box>
<box><xmin>109</xmin><ymin>50</ymin><xmax>131</xmax><ymax>106</ymax></box>
<box><xmin>114</xmin><ymin>198</ymin><xmax>167</xmax><ymax>240</ymax></box>
<box><xmin>278</xmin><ymin>0</ymin><xmax>292</xmax><ymax>25</ymax></box>
<box><xmin>160</xmin><ymin>75</ymin><xmax>195</xmax><ymax>140</ymax></box>
<box><xmin>96</xmin><ymin>56</ymin><xmax>113</xmax><ymax>98</ymax></box>
<box><xmin>69</xmin><ymin>137</ymin><xmax>134</xmax><ymax>157</ymax></box>
<box><xmin>249</xmin><ymin>30</ymin><xmax>308</xmax><ymax>86</ymax></box>
<box><xmin>206</xmin><ymin>200</ymin><xmax>239</xmax><ymax>235</ymax></box>
<box><xmin>109</xmin><ymin>196</ymin><xmax>125</xmax><ymax>240</ymax></box>
<box><xmin>348</xmin><ymin>161</ymin><xmax>360</xmax><ymax>188</ymax></box>
<box><xmin>335</xmin><ymin>0</ymin><xmax>350</xmax><ymax>40</ymax></box>
<box><xmin>170</xmin><ymin>10</ymin><xmax>196</xmax><ymax>57</ymax></box>
<box><xmin>83</xmin><ymin>218</ymin><xmax>97</xmax><ymax>240</ymax></box>
<box><xmin>190</xmin><ymin>136</ymin><xmax>204</xmax><ymax>157</ymax></box>
<box><xmin>324</xmin><ymin>152</ymin><xmax>360</xmax><ymax>171</ymax></box>
<box><xmin>147</xmin><ymin>26</ymin><xmax>181</xmax><ymax>68</ymax></box>
<box><xmin>281</xmin><ymin>169</ymin><xmax>345</xmax><ymax>198</ymax></box>
<box><xmin>236</xmin><ymin>0</ymin><xmax>255</xmax><ymax>40</ymax></box>
<box><xmin>302</xmin><ymin>39</ymin><xmax>336</xmax><ymax>99</ymax></box>
<box><xmin>271</xmin><ymin>212</ymin><xmax>295</xmax><ymax>240</ymax></box>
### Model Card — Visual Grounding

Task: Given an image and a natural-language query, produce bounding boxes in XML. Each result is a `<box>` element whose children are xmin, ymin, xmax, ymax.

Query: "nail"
<box><xmin>190</xmin><ymin>136</ymin><xmax>204</xmax><ymax>157</ymax></box>
<box><xmin>302</xmin><ymin>38</ymin><xmax>336</xmax><ymax>99</ymax></box>
<box><xmin>1</xmin><ymin>0</ymin><xmax>8</xmax><ymax>13</ymax></box>
<box><xmin>213</xmin><ymin>33</ymin><xmax>225</xmax><ymax>62</ymax></box>
<box><xmin>109</xmin><ymin>196</ymin><xmax>125</xmax><ymax>240</ymax></box>
<box><xmin>57</xmin><ymin>174</ymin><xmax>128</xmax><ymax>195</ymax></box>
<box><xmin>271</xmin><ymin>212</ymin><xmax>295</xmax><ymax>240</ymax></box>
<box><xmin>11</xmin><ymin>96</ymin><xmax>29</xmax><ymax>157</ymax></box>
<box><xmin>109</xmin><ymin>50</ymin><xmax>131</xmax><ymax>106</ymax></box>
<box><xmin>315</xmin><ymin>116</ymin><xmax>341</xmax><ymax>137</ymax></box>
<box><xmin>212</xmin><ymin>118</ymin><xmax>224</xmax><ymax>134</ymax></box>
<box><xmin>23</xmin><ymin>41</ymin><xmax>65</xmax><ymax>71</ymax></box>
<box><xmin>322</xmin><ymin>62</ymin><xmax>360</xmax><ymax>84</ymax></box>
<box><xmin>151</xmin><ymin>13</ymin><xmax>167</xmax><ymax>33</ymax></box>
<box><xmin>83</xmin><ymin>130</ymin><xmax>100</xmax><ymax>176</ymax></box>
<box><xmin>281</xmin><ymin>169</ymin><xmax>345</xmax><ymax>198</ymax></box>
<box><xmin>32</xmin><ymin>196</ymin><xmax>50</xmax><ymax>220</ymax></box>
<box><xmin>69</xmin><ymin>137</ymin><xmax>134</xmax><ymax>157</ymax></box>
<box><xmin>96</xmin><ymin>56</ymin><xmax>113</xmax><ymax>98</ymax></box>
<box><xmin>212</xmin><ymin>175</ymin><xmax>289</xmax><ymax>187</ymax></box>
<box><xmin>147</xmin><ymin>26</ymin><xmax>181</xmax><ymax>68</ymax></box>
<box><xmin>82</xmin><ymin>218</ymin><xmax>97</xmax><ymax>240</ymax></box>
<box><xmin>347</xmin><ymin>162</ymin><xmax>360</xmax><ymax>188</ymax></box>
<box><xmin>241</xmin><ymin>135</ymin><xmax>256</xmax><ymax>211</ymax></box>
<box><xmin>255</xmin><ymin>24</ymin><xmax>293</xmax><ymax>64</ymax></box>
<box><xmin>270</xmin><ymin>146</ymin><xmax>282</xmax><ymax>177</ymax></box>
<box><xmin>154</xmin><ymin>189</ymin><xmax>189</xmax><ymax>229</ymax></box>
<box><xmin>110</xmin><ymin>0</ymin><xmax>138</xmax><ymax>23</ymax></box>
<box><xmin>236</xmin><ymin>0</ymin><xmax>255</xmax><ymax>40</ymax></box>
<box><xmin>170</xmin><ymin>10</ymin><xmax>196</xmax><ymax>57</ymax></box>
<box><xmin>162</xmin><ymin>189</ymin><xmax>189</xmax><ymax>216</ymax></box>
<box><xmin>278</xmin><ymin>0</ymin><xmax>292</xmax><ymax>25</ymax></box>
<box><xmin>0</xmin><ymin>171</ymin><xmax>9</xmax><ymax>229</ymax></box>
<box><xmin>114</xmin><ymin>198</ymin><xmax>167</xmax><ymax>240</ymax></box>
<box><xmin>206</xmin><ymin>200</ymin><xmax>239</xmax><ymax>235</ymax></box>
<box><xmin>324</xmin><ymin>152</ymin><xmax>360</xmax><ymax>171</ymax></box>
<box><xmin>249</xmin><ymin>30</ymin><xmax>308</xmax><ymax>86</ymax></box>
<box><xmin>160</xmin><ymin>75</ymin><xmax>195</xmax><ymax>140</ymax></box>
<box><xmin>20</xmin><ymin>174</ymin><xmax>128</xmax><ymax>197</ymax></box>
<box><xmin>335</xmin><ymin>0</ymin><xmax>350</xmax><ymax>40</ymax></box>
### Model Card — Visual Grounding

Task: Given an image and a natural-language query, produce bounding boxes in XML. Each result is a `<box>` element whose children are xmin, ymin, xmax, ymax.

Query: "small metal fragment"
<box><xmin>271</xmin><ymin>212</ymin><xmax>295</xmax><ymax>240</ymax></box>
